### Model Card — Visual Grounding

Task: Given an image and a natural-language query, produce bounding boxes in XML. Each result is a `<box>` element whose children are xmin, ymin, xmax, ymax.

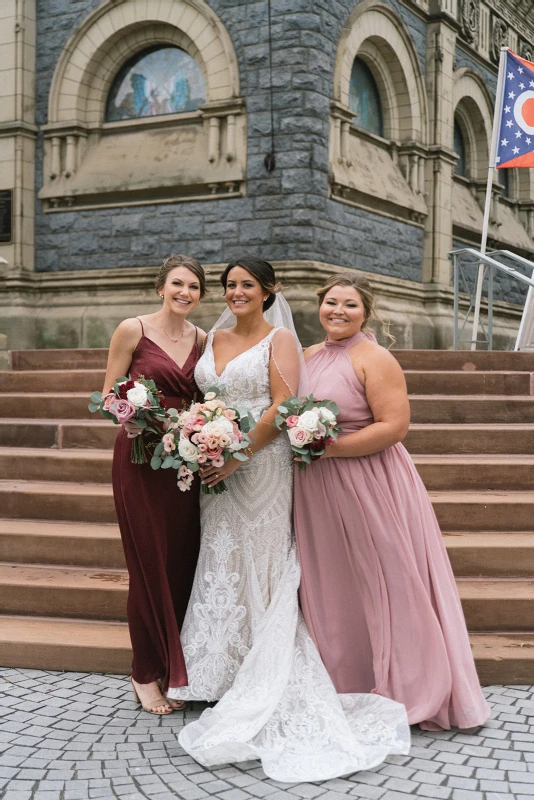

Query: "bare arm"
<box><xmin>324</xmin><ymin>344</ymin><xmax>410</xmax><ymax>459</ymax></box>
<box><xmin>101</xmin><ymin>318</ymin><xmax>142</xmax><ymax>394</ymax></box>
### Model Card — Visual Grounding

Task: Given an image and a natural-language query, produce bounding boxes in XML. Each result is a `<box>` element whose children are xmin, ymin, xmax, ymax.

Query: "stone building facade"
<box><xmin>1</xmin><ymin>0</ymin><xmax>533</xmax><ymax>349</ymax></box>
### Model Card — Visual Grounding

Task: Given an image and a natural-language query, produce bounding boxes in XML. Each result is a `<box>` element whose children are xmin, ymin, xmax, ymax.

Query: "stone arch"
<box><xmin>453</xmin><ymin>69</ymin><xmax>492</xmax><ymax>182</ymax></box>
<box><xmin>48</xmin><ymin>0</ymin><xmax>240</xmax><ymax>126</ymax></box>
<box><xmin>333</xmin><ymin>0</ymin><xmax>427</xmax><ymax>143</ymax></box>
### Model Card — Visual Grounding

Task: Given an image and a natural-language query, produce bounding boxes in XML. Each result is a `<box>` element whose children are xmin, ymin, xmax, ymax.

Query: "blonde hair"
<box><xmin>316</xmin><ymin>272</ymin><xmax>395</xmax><ymax>346</ymax></box>
<box><xmin>155</xmin><ymin>254</ymin><xmax>207</xmax><ymax>297</ymax></box>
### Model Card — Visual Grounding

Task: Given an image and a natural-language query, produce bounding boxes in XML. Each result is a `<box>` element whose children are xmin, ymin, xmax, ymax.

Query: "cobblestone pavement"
<box><xmin>0</xmin><ymin>668</ymin><xmax>533</xmax><ymax>800</ymax></box>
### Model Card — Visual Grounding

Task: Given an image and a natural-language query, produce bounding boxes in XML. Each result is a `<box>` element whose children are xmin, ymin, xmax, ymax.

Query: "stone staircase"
<box><xmin>0</xmin><ymin>347</ymin><xmax>533</xmax><ymax>684</ymax></box>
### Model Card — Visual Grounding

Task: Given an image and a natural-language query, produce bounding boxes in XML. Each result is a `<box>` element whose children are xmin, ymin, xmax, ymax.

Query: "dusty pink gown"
<box><xmin>293</xmin><ymin>331</ymin><xmax>490</xmax><ymax>731</ymax></box>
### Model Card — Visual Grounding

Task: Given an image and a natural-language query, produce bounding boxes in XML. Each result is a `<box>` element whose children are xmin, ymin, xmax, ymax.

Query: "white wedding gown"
<box><xmin>168</xmin><ymin>328</ymin><xmax>410</xmax><ymax>782</ymax></box>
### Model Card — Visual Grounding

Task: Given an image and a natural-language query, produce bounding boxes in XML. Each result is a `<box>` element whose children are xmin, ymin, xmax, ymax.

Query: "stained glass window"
<box><xmin>349</xmin><ymin>58</ymin><xmax>383</xmax><ymax>137</ymax></box>
<box><xmin>453</xmin><ymin>120</ymin><xmax>467</xmax><ymax>177</ymax></box>
<box><xmin>106</xmin><ymin>46</ymin><xmax>206</xmax><ymax>122</ymax></box>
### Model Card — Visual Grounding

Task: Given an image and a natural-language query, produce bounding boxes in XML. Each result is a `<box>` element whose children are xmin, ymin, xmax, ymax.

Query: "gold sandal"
<box><xmin>157</xmin><ymin>679</ymin><xmax>186</xmax><ymax>711</ymax></box>
<box><xmin>131</xmin><ymin>677</ymin><xmax>173</xmax><ymax>715</ymax></box>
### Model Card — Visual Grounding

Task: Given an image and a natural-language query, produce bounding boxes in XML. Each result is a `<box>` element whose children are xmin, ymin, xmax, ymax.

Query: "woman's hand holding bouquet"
<box><xmin>274</xmin><ymin>396</ymin><xmax>341</xmax><ymax>469</ymax></box>
<box><xmin>150</xmin><ymin>387</ymin><xmax>256</xmax><ymax>493</ymax></box>
<box><xmin>88</xmin><ymin>376</ymin><xmax>168</xmax><ymax>464</ymax></box>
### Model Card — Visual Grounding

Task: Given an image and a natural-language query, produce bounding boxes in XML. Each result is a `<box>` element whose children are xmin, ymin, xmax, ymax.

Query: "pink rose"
<box><xmin>224</xmin><ymin>409</ymin><xmax>237</xmax><ymax>420</ymax></box>
<box><xmin>286</xmin><ymin>415</ymin><xmax>300</xmax><ymax>428</ymax></box>
<box><xmin>314</xmin><ymin>422</ymin><xmax>327</xmax><ymax>439</ymax></box>
<box><xmin>111</xmin><ymin>399</ymin><xmax>136</xmax><ymax>423</ymax></box>
<box><xmin>288</xmin><ymin>426</ymin><xmax>313</xmax><ymax>448</ymax></box>
<box><xmin>207</xmin><ymin>447</ymin><xmax>223</xmax><ymax>461</ymax></box>
<box><xmin>103</xmin><ymin>394</ymin><xmax>115</xmax><ymax>411</ymax></box>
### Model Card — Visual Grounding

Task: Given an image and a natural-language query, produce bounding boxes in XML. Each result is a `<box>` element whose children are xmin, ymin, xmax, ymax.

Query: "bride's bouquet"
<box><xmin>88</xmin><ymin>376</ymin><xmax>169</xmax><ymax>464</ymax></box>
<box><xmin>150</xmin><ymin>387</ymin><xmax>256</xmax><ymax>494</ymax></box>
<box><xmin>275</xmin><ymin>395</ymin><xmax>341</xmax><ymax>469</ymax></box>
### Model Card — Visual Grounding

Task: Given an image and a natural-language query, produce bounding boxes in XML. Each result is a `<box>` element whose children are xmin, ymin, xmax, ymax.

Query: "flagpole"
<box><xmin>470</xmin><ymin>47</ymin><xmax>508</xmax><ymax>351</ymax></box>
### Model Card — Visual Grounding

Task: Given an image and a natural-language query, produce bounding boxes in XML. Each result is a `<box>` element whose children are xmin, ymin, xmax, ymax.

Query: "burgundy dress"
<box><xmin>112</xmin><ymin>322</ymin><xmax>201</xmax><ymax>691</ymax></box>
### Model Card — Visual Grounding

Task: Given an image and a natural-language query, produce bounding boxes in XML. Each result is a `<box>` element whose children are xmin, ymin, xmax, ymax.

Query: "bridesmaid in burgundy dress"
<box><xmin>103</xmin><ymin>254</ymin><xmax>205</xmax><ymax>715</ymax></box>
<box><xmin>293</xmin><ymin>272</ymin><xmax>490</xmax><ymax>731</ymax></box>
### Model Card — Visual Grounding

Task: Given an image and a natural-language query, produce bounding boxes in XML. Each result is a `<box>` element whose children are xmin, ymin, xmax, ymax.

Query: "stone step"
<box><xmin>0</xmin><ymin>447</ymin><xmax>113</xmax><ymax>483</ymax></box>
<box><xmin>0</xmin><ymin>393</ymin><xmax>94</xmax><ymax>419</ymax></box>
<box><xmin>430</xmin><ymin>491</ymin><xmax>534</xmax><ymax>531</ymax></box>
<box><xmin>404</xmin><ymin>423</ymin><xmax>534</xmax><ymax>455</ymax></box>
<box><xmin>10</xmin><ymin>349</ymin><xmax>108</xmax><ymax>371</ymax></box>
<box><xmin>457</xmin><ymin>579</ymin><xmax>534</xmax><ymax>632</ymax></box>
<box><xmin>444</xmin><ymin>532</ymin><xmax>534</xmax><ymax>577</ymax></box>
<box><xmin>0</xmin><ymin>563</ymin><xmax>128</xmax><ymax>620</ymax></box>
<box><xmin>409</xmin><ymin>395</ymin><xmax>534</xmax><ymax>424</ymax></box>
<box><xmin>470</xmin><ymin>633</ymin><xmax>534</xmax><ymax>685</ymax></box>
<box><xmin>0</xmin><ymin>418</ymin><xmax>118</xmax><ymax>449</ymax></box>
<box><xmin>0</xmin><ymin>519</ymin><xmax>124</xmax><ymax>568</ymax></box>
<box><xmin>0</xmin><ymin>369</ymin><xmax>105</xmax><ymax>393</ymax></box>
<box><xmin>392</xmin><ymin>350</ymin><xmax>534</xmax><ymax>371</ymax></box>
<box><xmin>405</xmin><ymin>370</ymin><xmax>533</xmax><ymax>396</ymax></box>
<box><xmin>413</xmin><ymin>454</ymin><xmax>534</xmax><ymax>491</ymax></box>
<box><xmin>0</xmin><ymin>480</ymin><xmax>116</xmax><ymax>523</ymax></box>
<box><xmin>0</xmin><ymin>615</ymin><xmax>131</xmax><ymax>674</ymax></box>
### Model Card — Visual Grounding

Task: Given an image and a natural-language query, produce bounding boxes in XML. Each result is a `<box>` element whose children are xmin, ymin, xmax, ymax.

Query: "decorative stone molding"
<box><xmin>460</xmin><ymin>0</ymin><xmax>479</xmax><ymax>44</ymax></box>
<box><xmin>491</xmin><ymin>16</ymin><xmax>508</xmax><ymax>64</ymax></box>
<box><xmin>38</xmin><ymin>0</ymin><xmax>246</xmax><ymax>211</ymax></box>
<box><xmin>330</xmin><ymin>1</ymin><xmax>428</xmax><ymax>225</ymax></box>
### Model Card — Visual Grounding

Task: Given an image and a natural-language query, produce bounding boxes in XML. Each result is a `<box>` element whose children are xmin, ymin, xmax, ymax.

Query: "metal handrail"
<box><xmin>448</xmin><ymin>248</ymin><xmax>534</xmax><ymax>350</ymax></box>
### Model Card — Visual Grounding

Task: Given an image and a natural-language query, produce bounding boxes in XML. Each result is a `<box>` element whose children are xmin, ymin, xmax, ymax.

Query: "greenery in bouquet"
<box><xmin>274</xmin><ymin>395</ymin><xmax>341</xmax><ymax>469</ymax></box>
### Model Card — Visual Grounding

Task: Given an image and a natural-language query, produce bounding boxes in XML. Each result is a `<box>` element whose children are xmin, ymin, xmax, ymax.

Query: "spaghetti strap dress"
<box><xmin>111</xmin><ymin>320</ymin><xmax>201</xmax><ymax>691</ymax></box>
<box><xmin>293</xmin><ymin>331</ymin><xmax>490</xmax><ymax>731</ymax></box>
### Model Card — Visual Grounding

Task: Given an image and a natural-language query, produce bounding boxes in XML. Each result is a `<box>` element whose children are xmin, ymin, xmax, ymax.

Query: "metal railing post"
<box><xmin>452</xmin><ymin>253</ymin><xmax>459</xmax><ymax>350</ymax></box>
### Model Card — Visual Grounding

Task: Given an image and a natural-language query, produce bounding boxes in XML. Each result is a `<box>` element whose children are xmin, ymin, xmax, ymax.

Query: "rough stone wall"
<box><xmin>34</xmin><ymin>0</ymin><xmax>426</xmax><ymax>282</ymax></box>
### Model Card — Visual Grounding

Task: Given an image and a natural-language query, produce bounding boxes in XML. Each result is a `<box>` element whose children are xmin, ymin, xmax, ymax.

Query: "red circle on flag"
<box><xmin>522</xmin><ymin>98</ymin><xmax>534</xmax><ymax>127</ymax></box>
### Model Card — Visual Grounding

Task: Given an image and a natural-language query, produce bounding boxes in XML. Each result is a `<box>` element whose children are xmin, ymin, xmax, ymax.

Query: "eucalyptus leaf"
<box><xmin>150</xmin><ymin>456</ymin><xmax>162</xmax><ymax>470</ymax></box>
<box><xmin>88</xmin><ymin>403</ymin><xmax>99</xmax><ymax>412</ymax></box>
<box><xmin>90</xmin><ymin>391</ymin><xmax>102</xmax><ymax>403</ymax></box>
<box><xmin>136</xmin><ymin>419</ymin><xmax>147</xmax><ymax>429</ymax></box>
<box><xmin>232</xmin><ymin>451</ymin><xmax>249</xmax><ymax>461</ymax></box>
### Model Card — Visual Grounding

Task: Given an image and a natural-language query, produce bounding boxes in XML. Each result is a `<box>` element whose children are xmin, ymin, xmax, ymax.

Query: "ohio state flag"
<box><xmin>495</xmin><ymin>50</ymin><xmax>534</xmax><ymax>169</ymax></box>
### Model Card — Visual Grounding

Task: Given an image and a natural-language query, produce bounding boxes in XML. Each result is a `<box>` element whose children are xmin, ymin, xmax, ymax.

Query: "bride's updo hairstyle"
<box><xmin>316</xmin><ymin>272</ymin><xmax>395</xmax><ymax>345</ymax></box>
<box><xmin>220</xmin><ymin>256</ymin><xmax>281</xmax><ymax>311</ymax></box>
<box><xmin>155</xmin><ymin>253</ymin><xmax>207</xmax><ymax>298</ymax></box>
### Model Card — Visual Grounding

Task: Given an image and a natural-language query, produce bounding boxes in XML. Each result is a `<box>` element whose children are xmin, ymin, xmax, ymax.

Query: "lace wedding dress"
<box><xmin>167</xmin><ymin>328</ymin><xmax>410</xmax><ymax>782</ymax></box>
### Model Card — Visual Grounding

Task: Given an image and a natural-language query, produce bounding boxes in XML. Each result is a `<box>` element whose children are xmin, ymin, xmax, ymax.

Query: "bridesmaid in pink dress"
<box><xmin>293</xmin><ymin>272</ymin><xmax>490</xmax><ymax>731</ymax></box>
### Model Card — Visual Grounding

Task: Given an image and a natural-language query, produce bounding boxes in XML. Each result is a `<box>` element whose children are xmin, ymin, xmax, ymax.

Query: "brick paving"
<box><xmin>0</xmin><ymin>668</ymin><xmax>533</xmax><ymax>800</ymax></box>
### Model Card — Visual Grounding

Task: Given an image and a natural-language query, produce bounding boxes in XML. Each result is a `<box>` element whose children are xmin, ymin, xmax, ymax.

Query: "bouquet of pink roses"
<box><xmin>274</xmin><ymin>395</ymin><xmax>341</xmax><ymax>469</ymax></box>
<box><xmin>88</xmin><ymin>376</ymin><xmax>170</xmax><ymax>464</ymax></box>
<box><xmin>150</xmin><ymin>386</ymin><xmax>256</xmax><ymax>494</ymax></box>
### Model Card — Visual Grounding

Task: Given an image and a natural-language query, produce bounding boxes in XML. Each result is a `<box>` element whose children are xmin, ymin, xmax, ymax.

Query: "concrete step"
<box><xmin>430</xmin><ymin>491</ymin><xmax>534</xmax><ymax>531</ymax></box>
<box><xmin>0</xmin><ymin>519</ymin><xmax>124</xmax><ymax>568</ymax></box>
<box><xmin>471</xmin><ymin>633</ymin><xmax>534</xmax><ymax>685</ymax></box>
<box><xmin>413</xmin><ymin>454</ymin><xmax>534</xmax><ymax>491</ymax></box>
<box><xmin>392</xmin><ymin>350</ymin><xmax>534</xmax><ymax>371</ymax></box>
<box><xmin>0</xmin><ymin>447</ymin><xmax>113</xmax><ymax>483</ymax></box>
<box><xmin>0</xmin><ymin>418</ymin><xmax>118</xmax><ymax>449</ymax></box>
<box><xmin>10</xmin><ymin>349</ymin><xmax>108</xmax><ymax>371</ymax></box>
<box><xmin>404</xmin><ymin>423</ymin><xmax>534</xmax><ymax>455</ymax></box>
<box><xmin>0</xmin><ymin>615</ymin><xmax>131</xmax><ymax>674</ymax></box>
<box><xmin>0</xmin><ymin>393</ymin><xmax>93</xmax><ymax>419</ymax></box>
<box><xmin>0</xmin><ymin>563</ymin><xmax>128</xmax><ymax>621</ymax></box>
<box><xmin>444</xmin><ymin>532</ymin><xmax>534</xmax><ymax>577</ymax></box>
<box><xmin>458</xmin><ymin>579</ymin><xmax>534</xmax><ymax>632</ymax></box>
<box><xmin>0</xmin><ymin>480</ymin><xmax>116</xmax><ymax>523</ymax></box>
<box><xmin>0</xmin><ymin>369</ymin><xmax>105</xmax><ymax>393</ymax></box>
<box><xmin>409</xmin><ymin>395</ymin><xmax>534</xmax><ymax>424</ymax></box>
<box><xmin>405</xmin><ymin>370</ymin><xmax>533</xmax><ymax>396</ymax></box>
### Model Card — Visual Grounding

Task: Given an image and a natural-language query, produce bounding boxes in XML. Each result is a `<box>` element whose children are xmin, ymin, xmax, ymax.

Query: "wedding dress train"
<box><xmin>167</xmin><ymin>328</ymin><xmax>410</xmax><ymax>782</ymax></box>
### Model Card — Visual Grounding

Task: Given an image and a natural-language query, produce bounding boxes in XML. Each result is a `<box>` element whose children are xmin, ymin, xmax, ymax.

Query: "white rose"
<box><xmin>288</xmin><ymin>426</ymin><xmax>314</xmax><ymax>447</ymax></box>
<box><xmin>126</xmin><ymin>382</ymin><xmax>148</xmax><ymax>407</ymax></box>
<box><xmin>202</xmin><ymin>418</ymin><xmax>234</xmax><ymax>436</ymax></box>
<box><xmin>318</xmin><ymin>406</ymin><xmax>336</xmax><ymax>424</ymax></box>
<box><xmin>204</xmin><ymin>391</ymin><xmax>217</xmax><ymax>401</ymax></box>
<box><xmin>299</xmin><ymin>410</ymin><xmax>320</xmax><ymax>432</ymax></box>
<box><xmin>178</xmin><ymin>438</ymin><xmax>199</xmax><ymax>462</ymax></box>
<box><xmin>204</xmin><ymin>400</ymin><xmax>220</xmax><ymax>412</ymax></box>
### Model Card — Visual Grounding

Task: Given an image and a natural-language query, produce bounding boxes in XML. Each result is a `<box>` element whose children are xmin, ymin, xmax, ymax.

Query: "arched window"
<box><xmin>106</xmin><ymin>46</ymin><xmax>205</xmax><ymax>122</ymax></box>
<box><xmin>453</xmin><ymin>120</ymin><xmax>467</xmax><ymax>177</ymax></box>
<box><xmin>349</xmin><ymin>58</ymin><xmax>384</xmax><ymax>136</ymax></box>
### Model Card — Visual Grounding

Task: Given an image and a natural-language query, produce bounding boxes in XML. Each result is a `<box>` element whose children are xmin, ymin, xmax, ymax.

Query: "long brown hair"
<box><xmin>155</xmin><ymin>254</ymin><xmax>207</xmax><ymax>297</ymax></box>
<box><xmin>316</xmin><ymin>272</ymin><xmax>395</xmax><ymax>345</ymax></box>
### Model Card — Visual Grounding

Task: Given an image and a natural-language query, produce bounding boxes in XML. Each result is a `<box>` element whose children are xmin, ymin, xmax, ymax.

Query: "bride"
<box><xmin>167</xmin><ymin>256</ymin><xmax>410</xmax><ymax>782</ymax></box>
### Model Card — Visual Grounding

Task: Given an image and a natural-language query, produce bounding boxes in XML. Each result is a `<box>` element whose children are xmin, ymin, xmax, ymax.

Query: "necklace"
<box><xmin>160</xmin><ymin>325</ymin><xmax>186</xmax><ymax>343</ymax></box>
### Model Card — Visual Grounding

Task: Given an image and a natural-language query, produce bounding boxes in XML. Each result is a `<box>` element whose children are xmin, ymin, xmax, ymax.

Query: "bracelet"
<box><xmin>244</xmin><ymin>444</ymin><xmax>254</xmax><ymax>458</ymax></box>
